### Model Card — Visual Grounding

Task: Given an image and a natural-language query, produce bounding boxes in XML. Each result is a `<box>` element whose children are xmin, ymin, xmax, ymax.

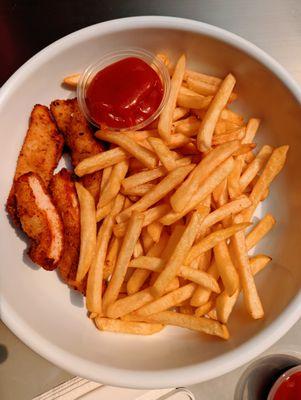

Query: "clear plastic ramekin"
<box><xmin>267</xmin><ymin>365</ymin><xmax>301</xmax><ymax>399</ymax></box>
<box><xmin>77</xmin><ymin>48</ymin><xmax>170</xmax><ymax>131</ymax></box>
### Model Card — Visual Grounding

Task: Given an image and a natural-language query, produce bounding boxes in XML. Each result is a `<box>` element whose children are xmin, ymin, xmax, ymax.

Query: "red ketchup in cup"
<box><xmin>77</xmin><ymin>50</ymin><xmax>170</xmax><ymax>131</ymax></box>
<box><xmin>268</xmin><ymin>366</ymin><xmax>301</xmax><ymax>400</ymax></box>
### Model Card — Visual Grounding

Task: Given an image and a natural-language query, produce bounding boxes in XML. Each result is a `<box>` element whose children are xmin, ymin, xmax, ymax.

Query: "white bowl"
<box><xmin>0</xmin><ymin>16</ymin><xmax>301</xmax><ymax>389</ymax></box>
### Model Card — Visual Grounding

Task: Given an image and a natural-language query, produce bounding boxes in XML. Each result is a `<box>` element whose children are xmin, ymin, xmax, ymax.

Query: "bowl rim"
<box><xmin>1</xmin><ymin>15</ymin><xmax>301</xmax><ymax>389</ymax></box>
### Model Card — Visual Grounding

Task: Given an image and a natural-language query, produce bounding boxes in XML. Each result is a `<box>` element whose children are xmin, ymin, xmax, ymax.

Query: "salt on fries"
<box><xmin>68</xmin><ymin>53</ymin><xmax>289</xmax><ymax>339</ymax></box>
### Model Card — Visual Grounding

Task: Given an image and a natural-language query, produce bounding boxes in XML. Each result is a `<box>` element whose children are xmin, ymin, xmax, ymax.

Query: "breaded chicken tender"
<box><xmin>49</xmin><ymin>168</ymin><xmax>80</xmax><ymax>283</ymax></box>
<box><xmin>15</xmin><ymin>172</ymin><xmax>64</xmax><ymax>270</ymax></box>
<box><xmin>6</xmin><ymin>104</ymin><xmax>64</xmax><ymax>224</ymax></box>
<box><xmin>50</xmin><ymin>98</ymin><xmax>103</xmax><ymax>202</ymax></box>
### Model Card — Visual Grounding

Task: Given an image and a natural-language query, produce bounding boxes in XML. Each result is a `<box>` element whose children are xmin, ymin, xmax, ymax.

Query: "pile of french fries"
<box><xmin>68</xmin><ymin>53</ymin><xmax>289</xmax><ymax>339</ymax></box>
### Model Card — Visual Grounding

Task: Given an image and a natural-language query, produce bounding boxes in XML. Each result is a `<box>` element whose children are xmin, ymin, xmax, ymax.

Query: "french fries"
<box><xmin>116</xmin><ymin>164</ymin><xmax>194</xmax><ymax>223</ymax></box>
<box><xmin>95</xmin><ymin>317</ymin><xmax>164</xmax><ymax>335</ymax></box>
<box><xmin>63</xmin><ymin>73</ymin><xmax>80</xmax><ymax>87</ymax></box>
<box><xmin>96</xmin><ymin>131</ymin><xmax>158</xmax><ymax>169</ymax></box>
<box><xmin>152</xmin><ymin>211</ymin><xmax>202</xmax><ymax>297</ymax></box>
<box><xmin>158</xmin><ymin>54</ymin><xmax>186</xmax><ymax>142</ymax></box>
<box><xmin>97</xmin><ymin>160</ymin><xmax>129</xmax><ymax>208</ymax></box>
<box><xmin>75</xmin><ymin>147</ymin><xmax>128</xmax><ymax>177</ymax></box>
<box><xmin>145</xmin><ymin>311</ymin><xmax>229</xmax><ymax>340</ymax></box>
<box><xmin>102</xmin><ymin>212</ymin><xmax>145</xmax><ymax>311</ymax></box>
<box><xmin>197</xmin><ymin>74</ymin><xmax>236</xmax><ymax>152</ymax></box>
<box><xmin>58</xmin><ymin>55</ymin><xmax>289</xmax><ymax>341</ymax></box>
<box><xmin>186</xmin><ymin>222</ymin><xmax>250</xmax><ymax>265</ymax></box>
<box><xmin>147</xmin><ymin>137</ymin><xmax>178</xmax><ymax>171</ymax></box>
<box><xmin>170</xmin><ymin>140</ymin><xmax>240</xmax><ymax>212</ymax></box>
<box><xmin>75</xmin><ymin>183</ymin><xmax>96</xmax><ymax>282</ymax></box>
<box><xmin>241</xmin><ymin>146</ymin><xmax>289</xmax><ymax>221</ymax></box>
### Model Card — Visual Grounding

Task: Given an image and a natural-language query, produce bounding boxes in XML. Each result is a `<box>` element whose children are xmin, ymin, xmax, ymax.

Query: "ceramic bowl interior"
<box><xmin>0</xmin><ymin>16</ymin><xmax>301</xmax><ymax>389</ymax></box>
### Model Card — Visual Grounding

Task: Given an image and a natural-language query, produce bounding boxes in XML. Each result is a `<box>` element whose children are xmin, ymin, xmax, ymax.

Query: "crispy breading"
<box><xmin>15</xmin><ymin>172</ymin><xmax>64</xmax><ymax>270</ymax></box>
<box><xmin>50</xmin><ymin>98</ymin><xmax>103</xmax><ymax>202</ymax></box>
<box><xmin>6</xmin><ymin>104</ymin><xmax>64</xmax><ymax>224</ymax></box>
<box><xmin>49</xmin><ymin>168</ymin><xmax>80</xmax><ymax>284</ymax></box>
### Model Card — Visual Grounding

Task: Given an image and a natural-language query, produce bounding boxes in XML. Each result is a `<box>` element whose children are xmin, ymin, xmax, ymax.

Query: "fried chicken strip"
<box><xmin>15</xmin><ymin>172</ymin><xmax>64</xmax><ymax>270</ymax></box>
<box><xmin>50</xmin><ymin>99</ymin><xmax>103</xmax><ymax>202</ymax></box>
<box><xmin>6</xmin><ymin>104</ymin><xmax>64</xmax><ymax>224</ymax></box>
<box><xmin>49</xmin><ymin>168</ymin><xmax>80</xmax><ymax>284</ymax></box>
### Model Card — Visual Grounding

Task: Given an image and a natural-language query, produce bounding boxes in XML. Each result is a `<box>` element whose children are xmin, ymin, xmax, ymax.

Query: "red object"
<box><xmin>273</xmin><ymin>371</ymin><xmax>301</xmax><ymax>400</ymax></box>
<box><xmin>86</xmin><ymin>57</ymin><xmax>163</xmax><ymax>129</ymax></box>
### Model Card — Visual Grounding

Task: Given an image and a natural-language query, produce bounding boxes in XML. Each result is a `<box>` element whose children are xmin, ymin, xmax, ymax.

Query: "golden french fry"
<box><xmin>95</xmin><ymin>317</ymin><xmax>164</xmax><ymax>335</ymax></box>
<box><xmin>86</xmin><ymin>213</ymin><xmax>114</xmax><ymax>314</ymax></box>
<box><xmin>145</xmin><ymin>311</ymin><xmax>229</xmax><ymax>339</ymax></box>
<box><xmin>96</xmin><ymin>201</ymin><xmax>113</xmax><ymax>222</ymax></box>
<box><xmin>97</xmin><ymin>160</ymin><xmax>129</xmax><ymax>208</ymax></box>
<box><xmin>158</xmin><ymin>54</ymin><xmax>186</xmax><ymax>142</ymax></box>
<box><xmin>233</xmin><ymin>143</ymin><xmax>256</xmax><ymax>157</ymax></box>
<box><xmin>242</xmin><ymin>118</ymin><xmax>261</xmax><ymax>144</ymax></box>
<box><xmin>152</xmin><ymin>211</ymin><xmax>202</xmax><ymax>297</ymax></box>
<box><xmin>250</xmin><ymin>254</ymin><xmax>272</xmax><ymax>275</ymax></box>
<box><xmin>184</xmin><ymin>69</ymin><xmax>222</xmax><ymax>85</ymax></box>
<box><xmin>63</xmin><ymin>73</ymin><xmax>80</xmax><ymax>87</ymax></box>
<box><xmin>177</xmin><ymin>92</ymin><xmax>213</xmax><ymax>109</ymax></box>
<box><xmin>122</xmin><ymin>167</ymin><xmax>166</xmax><ymax>191</ymax></box>
<box><xmin>147</xmin><ymin>137</ymin><xmax>178</xmax><ymax>171</ymax></box>
<box><xmin>216</xmin><ymin>254</ymin><xmax>272</xmax><ymax>323</ymax></box>
<box><xmin>107</xmin><ymin>288</ymin><xmax>154</xmax><ymax>319</ymax></box>
<box><xmin>231</xmin><ymin>215</ymin><xmax>264</xmax><ymax>319</ymax></box>
<box><xmin>195</xmin><ymin>299</ymin><xmax>215</xmax><ymax>317</ymax></box>
<box><xmin>103</xmin><ymin>236</ymin><xmax>121</xmax><ymax>280</ymax></box>
<box><xmin>116</xmin><ymin>164</ymin><xmax>194</xmax><ymax>223</ymax></box>
<box><xmin>197</xmin><ymin>249</ymin><xmax>212</xmax><ymax>271</ymax></box>
<box><xmin>173</xmin><ymin>107</ymin><xmax>189</xmax><ymax>121</ymax></box>
<box><xmin>100</xmin><ymin>166</ymin><xmax>113</xmax><ymax>192</ymax></box>
<box><xmin>180</xmin><ymin>305</ymin><xmax>195</xmax><ymax>315</ymax></box>
<box><xmin>127</xmin><ymin>232</ymin><xmax>169</xmax><ymax>295</ymax></box>
<box><xmin>174</xmin><ymin>116</ymin><xmax>201</xmax><ymax>136</ymax></box>
<box><xmin>220</xmin><ymin>108</ymin><xmax>244</xmax><ymax>124</ymax></box>
<box><xmin>75</xmin><ymin>183</ymin><xmax>96</xmax><ymax>282</ymax></box>
<box><xmin>200</xmin><ymin>195</ymin><xmax>252</xmax><ymax>233</ymax></box>
<box><xmin>171</xmin><ymin>140</ymin><xmax>240</xmax><ymax>212</ymax></box>
<box><xmin>190</xmin><ymin>262</ymin><xmax>219</xmax><ymax>306</ymax></box>
<box><xmin>137</xmin><ymin>283</ymin><xmax>196</xmax><ymax>317</ymax></box>
<box><xmin>212</xmin><ymin>127</ymin><xmax>245</xmax><ymax>145</ymax></box>
<box><xmin>197</xmin><ymin>74</ymin><xmax>236</xmax><ymax>152</ymax></box>
<box><xmin>75</xmin><ymin>147</ymin><xmax>128</xmax><ymax>177</ymax></box>
<box><xmin>214</xmin><ymin>119</ymin><xmax>242</xmax><ymax>135</ymax></box>
<box><xmin>239</xmin><ymin>145</ymin><xmax>274</xmax><ymax>192</ymax></box>
<box><xmin>121</xmin><ymin>183</ymin><xmax>155</xmax><ymax>197</ymax></box>
<box><xmin>213</xmin><ymin>236</ymin><xmax>239</xmax><ymax>296</ymax></box>
<box><xmin>102</xmin><ymin>212</ymin><xmax>145</xmax><ymax>311</ymax></box>
<box><xmin>228</xmin><ymin>158</ymin><xmax>244</xmax><ymax>199</ymax></box>
<box><xmin>114</xmin><ymin>204</ymin><xmax>170</xmax><ymax>238</ymax></box>
<box><xmin>141</xmin><ymin>227</ymin><xmax>154</xmax><ymax>253</ymax></box>
<box><xmin>130</xmin><ymin>256</ymin><xmax>220</xmax><ymax>293</ymax></box>
<box><xmin>165</xmin><ymin>133</ymin><xmax>191</xmax><ymax>148</ymax></box>
<box><xmin>133</xmin><ymin>239</ymin><xmax>144</xmax><ymax>258</ymax></box>
<box><xmin>241</xmin><ymin>146</ymin><xmax>289</xmax><ymax>221</ymax></box>
<box><xmin>187</xmin><ymin>78</ymin><xmax>219</xmax><ymax>96</ymax></box>
<box><xmin>246</xmin><ymin>213</ymin><xmax>276</xmax><ymax>250</ymax></box>
<box><xmin>186</xmin><ymin>222</ymin><xmax>250</xmax><ymax>265</ymax></box>
<box><xmin>212</xmin><ymin>178</ymin><xmax>228</xmax><ymax>207</ymax></box>
<box><xmin>95</xmin><ymin>131</ymin><xmax>158</xmax><ymax>169</ymax></box>
<box><xmin>147</xmin><ymin>221</ymin><xmax>163</xmax><ymax>243</ymax></box>
<box><xmin>161</xmin><ymin>157</ymin><xmax>234</xmax><ymax>225</ymax></box>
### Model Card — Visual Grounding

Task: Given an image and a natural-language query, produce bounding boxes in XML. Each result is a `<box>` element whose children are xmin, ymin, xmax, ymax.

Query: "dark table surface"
<box><xmin>1</xmin><ymin>0</ymin><xmax>301</xmax><ymax>88</ymax></box>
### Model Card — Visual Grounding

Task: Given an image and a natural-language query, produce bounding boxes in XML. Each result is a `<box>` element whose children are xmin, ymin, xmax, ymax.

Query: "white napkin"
<box><xmin>32</xmin><ymin>377</ymin><xmax>195</xmax><ymax>400</ymax></box>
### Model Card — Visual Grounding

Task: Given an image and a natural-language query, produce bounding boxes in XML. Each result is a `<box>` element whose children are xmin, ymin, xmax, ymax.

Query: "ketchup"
<box><xmin>273</xmin><ymin>371</ymin><xmax>301</xmax><ymax>400</ymax></box>
<box><xmin>86</xmin><ymin>57</ymin><xmax>163</xmax><ymax>129</ymax></box>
